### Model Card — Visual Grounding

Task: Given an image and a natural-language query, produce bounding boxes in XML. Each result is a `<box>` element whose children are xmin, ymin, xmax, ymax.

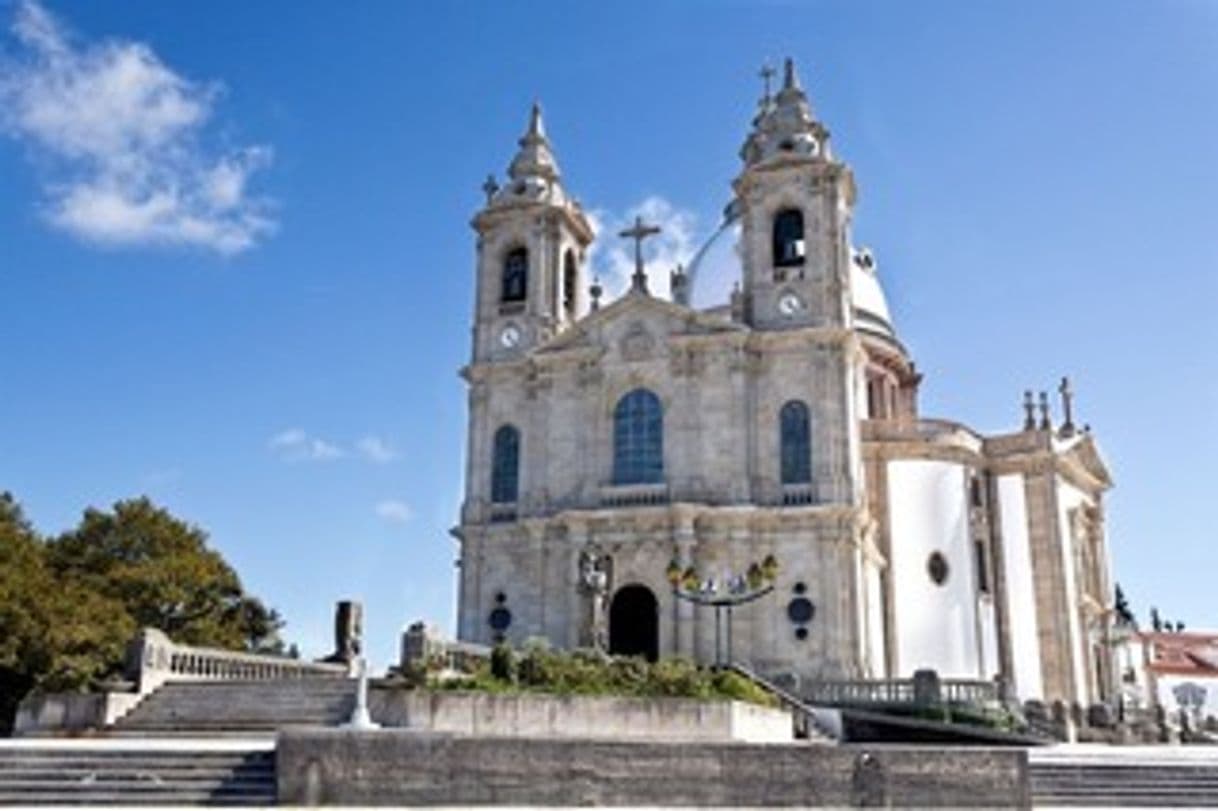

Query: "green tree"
<box><xmin>1</xmin><ymin>493</ymin><xmax>286</xmax><ymax>733</ymax></box>
<box><xmin>48</xmin><ymin>497</ymin><xmax>283</xmax><ymax>652</ymax></box>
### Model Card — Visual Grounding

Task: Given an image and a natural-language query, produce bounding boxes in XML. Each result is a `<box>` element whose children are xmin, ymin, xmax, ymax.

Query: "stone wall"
<box><xmin>278</xmin><ymin>729</ymin><xmax>1030</xmax><ymax>807</ymax></box>
<box><xmin>368</xmin><ymin>691</ymin><xmax>792</xmax><ymax>743</ymax></box>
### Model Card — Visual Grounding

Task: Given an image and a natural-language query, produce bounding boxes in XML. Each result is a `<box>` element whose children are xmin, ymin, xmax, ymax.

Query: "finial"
<box><xmin>590</xmin><ymin>277</ymin><xmax>603</xmax><ymax>311</ymax></box>
<box><xmin>782</xmin><ymin>57</ymin><xmax>800</xmax><ymax>92</ymax></box>
<box><xmin>619</xmin><ymin>215</ymin><xmax>662</xmax><ymax>294</ymax></box>
<box><xmin>481</xmin><ymin>174</ymin><xmax>499</xmax><ymax>205</ymax></box>
<box><xmin>1038</xmin><ymin>391</ymin><xmax>1052</xmax><ymax>431</ymax></box>
<box><xmin>1023</xmin><ymin>390</ymin><xmax>1036</xmax><ymax>431</ymax></box>
<box><xmin>1058</xmin><ymin>376</ymin><xmax>1076</xmax><ymax>438</ymax></box>
<box><xmin>527</xmin><ymin>99</ymin><xmax>545</xmax><ymax>140</ymax></box>
<box><xmin>671</xmin><ymin>263</ymin><xmax>688</xmax><ymax>306</ymax></box>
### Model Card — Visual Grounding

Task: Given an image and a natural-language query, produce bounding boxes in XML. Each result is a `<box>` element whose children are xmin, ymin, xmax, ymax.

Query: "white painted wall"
<box><xmin>1056</xmin><ymin>478</ymin><xmax>1092</xmax><ymax>704</ymax></box>
<box><xmin>979</xmin><ymin>599</ymin><xmax>999</xmax><ymax>680</ymax></box>
<box><xmin>997</xmin><ymin>474</ymin><xmax>1043</xmax><ymax>700</ymax></box>
<box><xmin>1155</xmin><ymin>674</ymin><xmax>1218</xmax><ymax>724</ymax></box>
<box><xmin>887</xmin><ymin>460</ymin><xmax>981</xmax><ymax>678</ymax></box>
<box><xmin>864</xmin><ymin>559</ymin><xmax>886</xmax><ymax>677</ymax></box>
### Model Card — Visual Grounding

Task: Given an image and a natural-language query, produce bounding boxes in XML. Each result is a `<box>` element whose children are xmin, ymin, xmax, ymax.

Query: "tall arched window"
<box><xmin>502</xmin><ymin>247</ymin><xmax>528</xmax><ymax>303</ymax></box>
<box><xmin>780</xmin><ymin>400</ymin><xmax>812</xmax><ymax>484</ymax></box>
<box><xmin>491</xmin><ymin>425</ymin><xmax>520</xmax><ymax>503</ymax></box>
<box><xmin>613</xmin><ymin>389</ymin><xmax>663</xmax><ymax>485</ymax></box>
<box><xmin>562</xmin><ymin>249</ymin><xmax>577</xmax><ymax>319</ymax></box>
<box><xmin>772</xmin><ymin>208</ymin><xmax>805</xmax><ymax>267</ymax></box>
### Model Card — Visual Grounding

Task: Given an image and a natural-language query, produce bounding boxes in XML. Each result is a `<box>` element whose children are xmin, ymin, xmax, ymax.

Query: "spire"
<box><xmin>739</xmin><ymin>56</ymin><xmax>824</xmax><ymax>166</ymax></box>
<box><xmin>782</xmin><ymin>57</ymin><xmax>801</xmax><ymax>93</ymax></box>
<box><xmin>508</xmin><ymin>100</ymin><xmax>560</xmax><ymax>183</ymax></box>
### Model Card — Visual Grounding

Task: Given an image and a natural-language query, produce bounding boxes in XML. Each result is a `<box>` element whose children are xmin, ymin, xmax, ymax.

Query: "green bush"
<box><xmin>429</xmin><ymin>646</ymin><xmax>775</xmax><ymax>706</ymax></box>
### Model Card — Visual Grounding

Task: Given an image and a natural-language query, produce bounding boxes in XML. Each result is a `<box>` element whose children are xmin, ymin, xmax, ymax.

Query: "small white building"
<box><xmin>451</xmin><ymin>59</ymin><xmax>1116</xmax><ymax>711</ymax></box>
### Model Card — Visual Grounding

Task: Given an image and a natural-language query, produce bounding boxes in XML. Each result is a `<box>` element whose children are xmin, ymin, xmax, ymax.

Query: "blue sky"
<box><xmin>1</xmin><ymin>1</ymin><xmax>1215</xmax><ymax>666</ymax></box>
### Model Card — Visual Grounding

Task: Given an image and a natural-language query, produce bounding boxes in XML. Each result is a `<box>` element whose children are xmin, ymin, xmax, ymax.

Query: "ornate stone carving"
<box><xmin>620</xmin><ymin>322</ymin><xmax>656</xmax><ymax>362</ymax></box>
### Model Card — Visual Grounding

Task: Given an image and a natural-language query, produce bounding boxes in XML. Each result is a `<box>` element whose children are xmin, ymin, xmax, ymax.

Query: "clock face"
<box><xmin>499</xmin><ymin>325</ymin><xmax>522</xmax><ymax>348</ymax></box>
<box><xmin>778</xmin><ymin>292</ymin><xmax>804</xmax><ymax>317</ymax></box>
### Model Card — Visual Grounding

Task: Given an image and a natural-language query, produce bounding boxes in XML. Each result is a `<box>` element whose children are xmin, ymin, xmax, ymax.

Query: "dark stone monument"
<box><xmin>850</xmin><ymin>751</ymin><xmax>887</xmax><ymax>807</ymax></box>
<box><xmin>912</xmin><ymin>669</ymin><xmax>942</xmax><ymax>706</ymax></box>
<box><xmin>323</xmin><ymin>600</ymin><xmax>363</xmax><ymax>666</ymax></box>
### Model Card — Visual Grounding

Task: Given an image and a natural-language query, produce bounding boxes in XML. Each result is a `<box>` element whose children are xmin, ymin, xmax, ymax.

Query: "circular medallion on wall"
<box><xmin>927</xmin><ymin>551</ymin><xmax>950</xmax><ymax>586</ymax></box>
<box><xmin>787</xmin><ymin>597</ymin><xmax>815</xmax><ymax>624</ymax></box>
<box><xmin>488</xmin><ymin>607</ymin><xmax>512</xmax><ymax>632</ymax></box>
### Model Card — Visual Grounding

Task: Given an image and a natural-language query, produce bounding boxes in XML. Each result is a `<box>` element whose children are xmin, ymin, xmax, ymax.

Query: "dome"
<box><xmin>849</xmin><ymin>247</ymin><xmax>896</xmax><ymax>340</ymax></box>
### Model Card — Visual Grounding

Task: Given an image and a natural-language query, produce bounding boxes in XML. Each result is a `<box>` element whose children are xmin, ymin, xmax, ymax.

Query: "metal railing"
<box><xmin>800</xmin><ymin>675</ymin><xmax>998</xmax><ymax>709</ymax></box>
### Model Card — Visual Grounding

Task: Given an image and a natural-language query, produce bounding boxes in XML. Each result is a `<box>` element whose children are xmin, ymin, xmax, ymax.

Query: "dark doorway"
<box><xmin>609</xmin><ymin>584</ymin><xmax>659</xmax><ymax>661</ymax></box>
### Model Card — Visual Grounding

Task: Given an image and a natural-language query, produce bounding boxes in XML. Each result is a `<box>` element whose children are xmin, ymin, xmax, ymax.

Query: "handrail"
<box><xmin>727</xmin><ymin>662</ymin><xmax>841</xmax><ymax>743</ymax></box>
<box><xmin>126</xmin><ymin>627</ymin><xmax>349</xmax><ymax>694</ymax></box>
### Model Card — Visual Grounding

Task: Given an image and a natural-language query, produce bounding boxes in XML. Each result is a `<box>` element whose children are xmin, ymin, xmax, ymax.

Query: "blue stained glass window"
<box><xmin>780</xmin><ymin>400</ymin><xmax>812</xmax><ymax>484</ymax></box>
<box><xmin>491</xmin><ymin>425</ymin><xmax>520</xmax><ymax>503</ymax></box>
<box><xmin>612</xmin><ymin>389</ymin><xmax>663</xmax><ymax>485</ymax></box>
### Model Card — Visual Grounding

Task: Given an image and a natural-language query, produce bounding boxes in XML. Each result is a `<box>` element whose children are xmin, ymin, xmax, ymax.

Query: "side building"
<box><xmin>452</xmin><ymin>60</ymin><xmax>1116</xmax><ymax>711</ymax></box>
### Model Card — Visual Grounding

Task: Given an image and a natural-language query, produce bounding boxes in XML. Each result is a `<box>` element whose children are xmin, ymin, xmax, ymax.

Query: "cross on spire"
<box><xmin>481</xmin><ymin>174</ymin><xmax>499</xmax><ymax>205</ymax></box>
<box><xmin>619</xmin><ymin>215</ymin><xmax>661</xmax><ymax>294</ymax></box>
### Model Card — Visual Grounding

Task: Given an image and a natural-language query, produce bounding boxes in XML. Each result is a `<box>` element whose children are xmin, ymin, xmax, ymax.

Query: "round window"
<box><xmin>787</xmin><ymin>597</ymin><xmax>815</xmax><ymax>624</ymax></box>
<box><xmin>927</xmin><ymin>552</ymin><xmax>950</xmax><ymax>586</ymax></box>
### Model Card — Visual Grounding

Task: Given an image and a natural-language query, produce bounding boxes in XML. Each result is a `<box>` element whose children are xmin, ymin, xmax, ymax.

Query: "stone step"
<box><xmin>0</xmin><ymin>746</ymin><xmax>275</xmax><ymax>807</ymax></box>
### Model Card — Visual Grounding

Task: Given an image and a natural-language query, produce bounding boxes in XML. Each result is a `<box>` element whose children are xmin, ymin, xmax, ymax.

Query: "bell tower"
<box><xmin>470</xmin><ymin>103</ymin><xmax>594</xmax><ymax>363</ymax></box>
<box><xmin>734</xmin><ymin>59</ymin><xmax>856</xmax><ymax>331</ymax></box>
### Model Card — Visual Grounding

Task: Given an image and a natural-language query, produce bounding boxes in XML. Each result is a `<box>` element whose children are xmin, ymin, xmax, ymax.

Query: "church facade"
<box><xmin>453</xmin><ymin>60</ymin><xmax>1116</xmax><ymax>709</ymax></box>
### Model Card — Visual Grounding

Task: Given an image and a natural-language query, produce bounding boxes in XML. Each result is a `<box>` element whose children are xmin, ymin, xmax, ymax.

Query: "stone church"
<box><xmin>453</xmin><ymin>59</ymin><xmax>1116</xmax><ymax>709</ymax></box>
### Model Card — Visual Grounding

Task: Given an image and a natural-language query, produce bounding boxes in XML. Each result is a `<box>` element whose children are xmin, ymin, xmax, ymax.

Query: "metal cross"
<box><xmin>759</xmin><ymin>63</ymin><xmax>776</xmax><ymax>102</ymax></box>
<box><xmin>481</xmin><ymin>174</ymin><xmax>499</xmax><ymax>205</ymax></box>
<box><xmin>618</xmin><ymin>215</ymin><xmax>661</xmax><ymax>293</ymax></box>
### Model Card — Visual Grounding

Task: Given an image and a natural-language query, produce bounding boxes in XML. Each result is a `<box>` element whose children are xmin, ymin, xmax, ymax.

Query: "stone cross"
<box><xmin>1058</xmin><ymin>376</ymin><xmax>1077</xmax><ymax>437</ymax></box>
<box><xmin>759</xmin><ymin>63</ymin><xmax>776</xmax><ymax>103</ymax></box>
<box><xmin>619</xmin><ymin>216</ymin><xmax>661</xmax><ymax>294</ymax></box>
<box><xmin>481</xmin><ymin>174</ymin><xmax>499</xmax><ymax>205</ymax></box>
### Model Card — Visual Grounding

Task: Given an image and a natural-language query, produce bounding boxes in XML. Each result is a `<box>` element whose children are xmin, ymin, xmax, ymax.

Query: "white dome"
<box><xmin>850</xmin><ymin>247</ymin><xmax>896</xmax><ymax>339</ymax></box>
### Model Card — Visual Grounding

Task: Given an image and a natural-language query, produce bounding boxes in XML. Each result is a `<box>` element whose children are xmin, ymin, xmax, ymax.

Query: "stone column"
<box><xmin>673</xmin><ymin>510</ymin><xmax>698</xmax><ymax>659</ymax></box>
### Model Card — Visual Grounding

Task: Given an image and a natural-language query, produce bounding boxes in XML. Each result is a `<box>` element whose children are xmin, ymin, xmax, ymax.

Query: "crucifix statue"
<box><xmin>577</xmin><ymin>545</ymin><xmax>612</xmax><ymax>651</ymax></box>
<box><xmin>618</xmin><ymin>215</ymin><xmax>661</xmax><ymax>294</ymax></box>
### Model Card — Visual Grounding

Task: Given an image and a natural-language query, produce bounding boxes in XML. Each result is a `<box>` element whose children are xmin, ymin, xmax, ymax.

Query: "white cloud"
<box><xmin>0</xmin><ymin>1</ymin><xmax>275</xmax><ymax>254</ymax></box>
<box><xmin>356</xmin><ymin>435</ymin><xmax>399</xmax><ymax>464</ymax></box>
<box><xmin>269</xmin><ymin>428</ymin><xmax>343</xmax><ymax>462</ymax></box>
<box><xmin>375</xmin><ymin>500</ymin><xmax>413</xmax><ymax>525</ymax></box>
<box><xmin>586</xmin><ymin>196</ymin><xmax>699</xmax><ymax>303</ymax></box>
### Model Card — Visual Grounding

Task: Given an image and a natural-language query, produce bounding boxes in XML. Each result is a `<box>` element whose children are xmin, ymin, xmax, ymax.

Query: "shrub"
<box><xmin>489</xmin><ymin>643</ymin><xmax>515</xmax><ymax>683</ymax></box>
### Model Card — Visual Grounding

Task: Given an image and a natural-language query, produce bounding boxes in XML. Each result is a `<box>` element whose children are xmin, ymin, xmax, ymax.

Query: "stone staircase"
<box><xmin>1030</xmin><ymin>749</ymin><xmax>1218</xmax><ymax>807</ymax></box>
<box><xmin>0</xmin><ymin>743</ymin><xmax>275</xmax><ymax>806</ymax></box>
<box><xmin>114</xmin><ymin>679</ymin><xmax>356</xmax><ymax>734</ymax></box>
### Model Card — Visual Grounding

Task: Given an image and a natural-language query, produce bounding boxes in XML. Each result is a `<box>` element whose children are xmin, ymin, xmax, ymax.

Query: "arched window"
<box><xmin>562</xmin><ymin>249</ymin><xmax>577</xmax><ymax>319</ymax></box>
<box><xmin>772</xmin><ymin>208</ymin><xmax>805</xmax><ymax>267</ymax></box>
<box><xmin>502</xmin><ymin>247</ymin><xmax>528</xmax><ymax>303</ymax></box>
<box><xmin>780</xmin><ymin>400</ymin><xmax>812</xmax><ymax>484</ymax></box>
<box><xmin>613</xmin><ymin>389</ymin><xmax>663</xmax><ymax>485</ymax></box>
<box><xmin>491</xmin><ymin>425</ymin><xmax>520</xmax><ymax>503</ymax></box>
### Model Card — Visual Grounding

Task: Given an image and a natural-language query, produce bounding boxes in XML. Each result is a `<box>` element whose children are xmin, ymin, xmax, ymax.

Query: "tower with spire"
<box><xmin>469</xmin><ymin>103</ymin><xmax>594</xmax><ymax>363</ymax></box>
<box><xmin>734</xmin><ymin>58</ymin><xmax>854</xmax><ymax>332</ymax></box>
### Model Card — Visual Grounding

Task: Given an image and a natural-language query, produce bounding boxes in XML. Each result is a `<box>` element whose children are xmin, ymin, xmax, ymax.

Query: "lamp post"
<box><xmin>665</xmin><ymin>555</ymin><xmax>779</xmax><ymax>668</ymax></box>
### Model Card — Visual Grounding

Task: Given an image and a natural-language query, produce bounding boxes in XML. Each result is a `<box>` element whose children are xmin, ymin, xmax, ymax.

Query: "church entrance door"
<box><xmin>609</xmin><ymin>584</ymin><xmax>659</xmax><ymax>662</ymax></box>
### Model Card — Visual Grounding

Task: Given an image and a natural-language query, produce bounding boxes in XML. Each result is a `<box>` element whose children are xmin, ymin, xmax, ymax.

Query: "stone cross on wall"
<box><xmin>619</xmin><ymin>216</ymin><xmax>661</xmax><ymax>294</ymax></box>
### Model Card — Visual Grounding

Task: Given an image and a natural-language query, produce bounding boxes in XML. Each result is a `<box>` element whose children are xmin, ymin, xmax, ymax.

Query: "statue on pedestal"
<box><xmin>577</xmin><ymin>546</ymin><xmax>612</xmax><ymax>652</ymax></box>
